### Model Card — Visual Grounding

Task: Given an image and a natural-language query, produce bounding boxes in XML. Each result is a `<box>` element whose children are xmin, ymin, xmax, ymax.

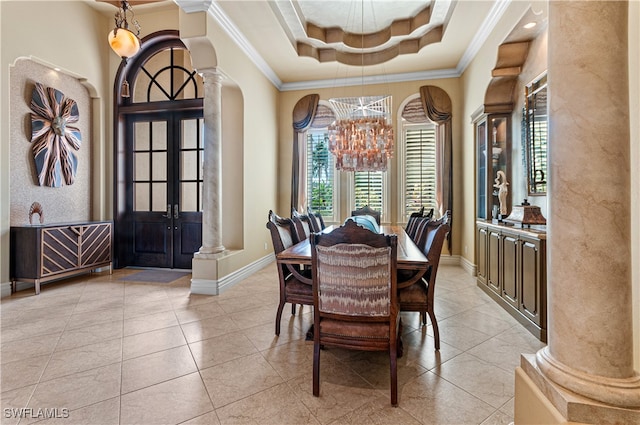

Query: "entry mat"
<box><xmin>119</xmin><ymin>269</ymin><xmax>191</xmax><ymax>284</ymax></box>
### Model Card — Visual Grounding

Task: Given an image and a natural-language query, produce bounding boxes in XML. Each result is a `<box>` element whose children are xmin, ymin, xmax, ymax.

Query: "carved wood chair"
<box><xmin>291</xmin><ymin>208</ymin><xmax>313</xmax><ymax>242</ymax></box>
<box><xmin>405</xmin><ymin>206</ymin><xmax>425</xmax><ymax>240</ymax></box>
<box><xmin>307</xmin><ymin>207</ymin><xmax>326</xmax><ymax>233</ymax></box>
<box><xmin>266</xmin><ymin>210</ymin><xmax>313</xmax><ymax>335</ymax></box>
<box><xmin>350</xmin><ymin>205</ymin><xmax>381</xmax><ymax>225</ymax></box>
<box><xmin>311</xmin><ymin>220</ymin><xmax>401</xmax><ymax>406</ymax></box>
<box><xmin>398</xmin><ymin>210</ymin><xmax>451</xmax><ymax>350</ymax></box>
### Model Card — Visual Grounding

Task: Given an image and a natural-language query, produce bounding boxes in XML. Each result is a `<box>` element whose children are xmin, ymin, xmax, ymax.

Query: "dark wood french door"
<box><xmin>123</xmin><ymin>110</ymin><xmax>203</xmax><ymax>269</ymax></box>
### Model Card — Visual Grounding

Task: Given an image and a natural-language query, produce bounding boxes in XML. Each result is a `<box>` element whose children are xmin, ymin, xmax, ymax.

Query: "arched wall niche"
<box><xmin>179</xmin><ymin>29</ymin><xmax>244</xmax><ymax>251</ymax></box>
<box><xmin>9</xmin><ymin>57</ymin><xmax>98</xmax><ymax>226</ymax></box>
<box><xmin>483</xmin><ymin>4</ymin><xmax>548</xmax><ymax>113</ymax></box>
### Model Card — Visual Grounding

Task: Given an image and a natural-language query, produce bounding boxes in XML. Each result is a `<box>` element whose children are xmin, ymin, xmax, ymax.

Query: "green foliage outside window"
<box><xmin>308</xmin><ymin>133</ymin><xmax>333</xmax><ymax>216</ymax></box>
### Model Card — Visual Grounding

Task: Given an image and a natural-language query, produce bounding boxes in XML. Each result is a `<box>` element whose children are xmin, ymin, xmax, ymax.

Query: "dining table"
<box><xmin>276</xmin><ymin>224</ymin><xmax>429</xmax><ymax>288</ymax></box>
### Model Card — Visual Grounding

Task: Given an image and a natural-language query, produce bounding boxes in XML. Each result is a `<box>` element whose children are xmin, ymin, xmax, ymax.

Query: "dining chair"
<box><xmin>291</xmin><ymin>208</ymin><xmax>313</xmax><ymax>242</ymax></box>
<box><xmin>398</xmin><ymin>210</ymin><xmax>451</xmax><ymax>350</ymax></box>
<box><xmin>307</xmin><ymin>207</ymin><xmax>326</xmax><ymax>233</ymax></box>
<box><xmin>405</xmin><ymin>206</ymin><xmax>425</xmax><ymax>238</ymax></box>
<box><xmin>266</xmin><ymin>210</ymin><xmax>313</xmax><ymax>335</ymax></box>
<box><xmin>310</xmin><ymin>219</ymin><xmax>401</xmax><ymax>406</ymax></box>
<box><xmin>350</xmin><ymin>205</ymin><xmax>381</xmax><ymax>225</ymax></box>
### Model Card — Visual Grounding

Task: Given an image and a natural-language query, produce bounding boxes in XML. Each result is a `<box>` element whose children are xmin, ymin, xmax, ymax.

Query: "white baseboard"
<box><xmin>439</xmin><ymin>255</ymin><xmax>477</xmax><ymax>276</ymax></box>
<box><xmin>1</xmin><ymin>281</ymin><xmax>13</xmax><ymax>299</ymax></box>
<box><xmin>190</xmin><ymin>253</ymin><xmax>275</xmax><ymax>295</ymax></box>
<box><xmin>459</xmin><ymin>256</ymin><xmax>477</xmax><ymax>276</ymax></box>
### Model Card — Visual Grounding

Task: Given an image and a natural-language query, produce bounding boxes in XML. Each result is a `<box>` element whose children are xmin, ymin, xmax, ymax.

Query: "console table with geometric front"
<box><xmin>10</xmin><ymin>221</ymin><xmax>113</xmax><ymax>295</ymax></box>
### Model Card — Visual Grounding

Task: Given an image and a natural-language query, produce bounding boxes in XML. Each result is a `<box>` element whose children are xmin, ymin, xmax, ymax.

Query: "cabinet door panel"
<box><xmin>521</xmin><ymin>239</ymin><xmax>541</xmax><ymax>325</ymax></box>
<box><xmin>42</xmin><ymin>227</ymin><xmax>80</xmax><ymax>276</ymax></box>
<box><xmin>477</xmin><ymin>226</ymin><xmax>488</xmax><ymax>284</ymax></box>
<box><xmin>502</xmin><ymin>234</ymin><xmax>519</xmax><ymax>308</ymax></box>
<box><xmin>487</xmin><ymin>230</ymin><xmax>501</xmax><ymax>294</ymax></box>
<box><xmin>80</xmin><ymin>223</ymin><xmax>112</xmax><ymax>267</ymax></box>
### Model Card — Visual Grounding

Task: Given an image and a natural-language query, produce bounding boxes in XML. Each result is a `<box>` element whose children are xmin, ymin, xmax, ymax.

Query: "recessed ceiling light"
<box><xmin>524</xmin><ymin>22</ymin><xmax>537</xmax><ymax>29</ymax></box>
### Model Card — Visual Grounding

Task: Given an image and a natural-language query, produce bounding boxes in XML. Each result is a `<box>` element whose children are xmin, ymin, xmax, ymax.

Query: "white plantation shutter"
<box><xmin>354</xmin><ymin>171</ymin><xmax>384</xmax><ymax>212</ymax></box>
<box><xmin>403</xmin><ymin>124</ymin><xmax>437</xmax><ymax>219</ymax></box>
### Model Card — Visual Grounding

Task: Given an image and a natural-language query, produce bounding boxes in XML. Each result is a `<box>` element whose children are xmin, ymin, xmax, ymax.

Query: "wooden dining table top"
<box><xmin>276</xmin><ymin>225</ymin><xmax>429</xmax><ymax>271</ymax></box>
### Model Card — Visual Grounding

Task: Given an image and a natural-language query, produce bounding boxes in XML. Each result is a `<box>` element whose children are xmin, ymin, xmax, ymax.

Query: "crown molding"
<box><xmin>456</xmin><ymin>0</ymin><xmax>511</xmax><ymax>74</ymax></box>
<box><xmin>174</xmin><ymin>0</ymin><xmax>510</xmax><ymax>92</ymax></box>
<box><xmin>280</xmin><ymin>68</ymin><xmax>460</xmax><ymax>92</ymax></box>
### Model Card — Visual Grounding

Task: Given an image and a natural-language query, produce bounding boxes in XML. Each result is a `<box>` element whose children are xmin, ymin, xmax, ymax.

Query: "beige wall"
<box><xmin>0</xmin><ymin>1</ymin><xmax>279</xmax><ymax>289</ymax></box>
<box><xmin>10</xmin><ymin>59</ymin><xmax>93</xmax><ymax>226</ymax></box>
<box><xmin>1</xmin><ymin>1</ymin><xmax>110</xmax><ymax>288</ymax></box>
<box><xmin>278</xmin><ymin>78</ymin><xmax>463</xmax><ymax>255</ymax></box>
<box><xmin>195</xmin><ymin>11</ymin><xmax>280</xmax><ymax>275</ymax></box>
<box><xmin>512</xmin><ymin>29</ymin><xmax>548</xmax><ymax>216</ymax></box>
<box><xmin>461</xmin><ymin>0</ymin><xmax>639</xmax><ymax>369</ymax></box>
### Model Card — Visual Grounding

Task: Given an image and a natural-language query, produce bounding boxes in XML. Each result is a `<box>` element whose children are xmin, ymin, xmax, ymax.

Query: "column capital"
<box><xmin>198</xmin><ymin>67</ymin><xmax>223</xmax><ymax>81</ymax></box>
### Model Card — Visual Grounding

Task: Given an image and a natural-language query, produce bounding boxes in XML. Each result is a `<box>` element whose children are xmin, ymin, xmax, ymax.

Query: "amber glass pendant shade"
<box><xmin>108</xmin><ymin>27</ymin><xmax>140</xmax><ymax>59</ymax></box>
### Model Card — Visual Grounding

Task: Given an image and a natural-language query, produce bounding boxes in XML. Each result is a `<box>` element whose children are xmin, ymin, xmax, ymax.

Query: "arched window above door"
<box><xmin>116</xmin><ymin>30</ymin><xmax>203</xmax><ymax>105</ymax></box>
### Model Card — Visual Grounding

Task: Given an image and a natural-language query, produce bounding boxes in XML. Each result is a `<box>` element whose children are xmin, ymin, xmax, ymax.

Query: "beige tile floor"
<box><xmin>1</xmin><ymin>263</ymin><xmax>545</xmax><ymax>425</ymax></box>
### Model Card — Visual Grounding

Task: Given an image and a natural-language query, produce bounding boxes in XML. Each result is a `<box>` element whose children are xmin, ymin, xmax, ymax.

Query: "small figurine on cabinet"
<box><xmin>493</xmin><ymin>170</ymin><xmax>509</xmax><ymax>217</ymax></box>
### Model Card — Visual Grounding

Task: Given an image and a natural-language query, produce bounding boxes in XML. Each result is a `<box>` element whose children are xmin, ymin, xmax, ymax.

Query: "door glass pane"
<box><xmin>151</xmin><ymin>183</ymin><xmax>167</xmax><ymax>212</ymax></box>
<box><xmin>199</xmin><ymin>182</ymin><xmax>203</xmax><ymax>211</ymax></box>
<box><xmin>151</xmin><ymin>152</ymin><xmax>167</xmax><ymax>180</ymax></box>
<box><xmin>181</xmin><ymin>151</ymin><xmax>198</xmax><ymax>180</ymax></box>
<box><xmin>134</xmin><ymin>122</ymin><xmax>149</xmax><ymax>150</ymax></box>
<box><xmin>152</xmin><ymin>121</ymin><xmax>167</xmax><ymax>150</ymax></box>
<box><xmin>182</xmin><ymin>119</ymin><xmax>198</xmax><ymax>149</ymax></box>
<box><xmin>134</xmin><ymin>183</ymin><xmax>149</xmax><ymax>211</ymax></box>
<box><xmin>181</xmin><ymin>182</ymin><xmax>198</xmax><ymax>212</ymax></box>
<box><xmin>134</xmin><ymin>152</ymin><xmax>149</xmax><ymax>180</ymax></box>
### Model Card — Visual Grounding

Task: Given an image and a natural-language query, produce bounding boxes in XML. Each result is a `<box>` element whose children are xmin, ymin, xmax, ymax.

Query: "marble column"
<box><xmin>196</xmin><ymin>68</ymin><xmax>225</xmax><ymax>256</ymax></box>
<box><xmin>521</xmin><ymin>1</ymin><xmax>640</xmax><ymax>420</ymax></box>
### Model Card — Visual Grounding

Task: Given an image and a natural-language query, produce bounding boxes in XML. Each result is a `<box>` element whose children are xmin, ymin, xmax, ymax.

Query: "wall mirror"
<box><xmin>523</xmin><ymin>73</ymin><xmax>548</xmax><ymax>195</ymax></box>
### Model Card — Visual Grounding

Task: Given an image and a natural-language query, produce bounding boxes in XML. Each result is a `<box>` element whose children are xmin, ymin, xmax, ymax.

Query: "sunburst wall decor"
<box><xmin>29</xmin><ymin>82</ymin><xmax>82</xmax><ymax>187</ymax></box>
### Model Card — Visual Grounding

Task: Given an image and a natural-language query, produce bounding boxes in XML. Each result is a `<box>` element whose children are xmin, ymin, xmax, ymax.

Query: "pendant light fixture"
<box><xmin>108</xmin><ymin>1</ymin><xmax>141</xmax><ymax>97</ymax></box>
<box><xmin>327</xmin><ymin>1</ymin><xmax>394</xmax><ymax>172</ymax></box>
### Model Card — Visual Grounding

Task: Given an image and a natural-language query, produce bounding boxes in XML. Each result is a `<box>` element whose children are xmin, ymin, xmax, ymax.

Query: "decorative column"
<box><xmin>518</xmin><ymin>1</ymin><xmax>640</xmax><ymax>423</ymax></box>
<box><xmin>196</xmin><ymin>68</ymin><xmax>225</xmax><ymax>256</ymax></box>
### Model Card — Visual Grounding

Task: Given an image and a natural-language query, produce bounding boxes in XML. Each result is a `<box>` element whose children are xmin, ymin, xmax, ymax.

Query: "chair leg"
<box><xmin>291</xmin><ymin>303</ymin><xmax>297</xmax><ymax>315</ymax></box>
<box><xmin>275</xmin><ymin>300</ymin><xmax>285</xmax><ymax>336</ymax></box>
<box><xmin>313</xmin><ymin>340</ymin><xmax>321</xmax><ymax>397</ymax></box>
<box><xmin>420</xmin><ymin>311</ymin><xmax>427</xmax><ymax>325</ymax></box>
<box><xmin>390</xmin><ymin>346</ymin><xmax>398</xmax><ymax>406</ymax></box>
<box><xmin>428</xmin><ymin>309</ymin><xmax>440</xmax><ymax>350</ymax></box>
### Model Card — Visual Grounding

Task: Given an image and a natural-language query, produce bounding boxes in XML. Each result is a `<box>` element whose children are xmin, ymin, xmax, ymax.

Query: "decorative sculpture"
<box><xmin>28</xmin><ymin>202</ymin><xmax>44</xmax><ymax>224</ymax></box>
<box><xmin>29</xmin><ymin>82</ymin><xmax>82</xmax><ymax>187</ymax></box>
<box><xmin>493</xmin><ymin>170</ymin><xmax>509</xmax><ymax>216</ymax></box>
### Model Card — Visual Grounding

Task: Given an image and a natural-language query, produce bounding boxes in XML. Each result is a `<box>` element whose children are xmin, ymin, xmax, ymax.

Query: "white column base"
<box><xmin>518</xmin><ymin>354</ymin><xmax>640</xmax><ymax>424</ymax></box>
<box><xmin>190</xmin><ymin>252</ymin><xmax>275</xmax><ymax>296</ymax></box>
<box><xmin>195</xmin><ymin>246</ymin><xmax>226</xmax><ymax>257</ymax></box>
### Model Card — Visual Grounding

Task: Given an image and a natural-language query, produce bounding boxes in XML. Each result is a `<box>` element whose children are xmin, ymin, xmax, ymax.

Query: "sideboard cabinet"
<box><xmin>10</xmin><ymin>221</ymin><xmax>113</xmax><ymax>294</ymax></box>
<box><xmin>476</xmin><ymin>220</ymin><xmax>547</xmax><ymax>341</ymax></box>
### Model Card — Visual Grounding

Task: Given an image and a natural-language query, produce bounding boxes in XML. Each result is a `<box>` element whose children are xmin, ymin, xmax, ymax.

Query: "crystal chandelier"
<box><xmin>327</xmin><ymin>96</ymin><xmax>394</xmax><ymax>172</ymax></box>
<box><xmin>325</xmin><ymin>0</ymin><xmax>395</xmax><ymax>172</ymax></box>
<box><xmin>328</xmin><ymin>117</ymin><xmax>393</xmax><ymax>171</ymax></box>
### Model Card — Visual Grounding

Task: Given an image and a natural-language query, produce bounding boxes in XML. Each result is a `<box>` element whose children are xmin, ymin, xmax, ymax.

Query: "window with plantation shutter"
<box><xmin>404</xmin><ymin>125</ymin><xmax>437</xmax><ymax>219</ymax></box>
<box><xmin>399</xmin><ymin>96</ymin><xmax>438</xmax><ymax>222</ymax></box>
<box><xmin>353</xmin><ymin>171</ymin><xmax>384</xmax><ymax>213</ymax></box>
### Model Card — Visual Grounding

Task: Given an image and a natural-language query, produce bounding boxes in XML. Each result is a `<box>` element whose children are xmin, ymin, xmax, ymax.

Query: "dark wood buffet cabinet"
<box><xmin>476</xmin><ymin>220</ymin><xmax>547</xmax><ymax>341</ymax></box>
<box><xmin>10</xmin><ymin>221</ymin><xmax>113</xmax><ymax>295</ymax></box>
